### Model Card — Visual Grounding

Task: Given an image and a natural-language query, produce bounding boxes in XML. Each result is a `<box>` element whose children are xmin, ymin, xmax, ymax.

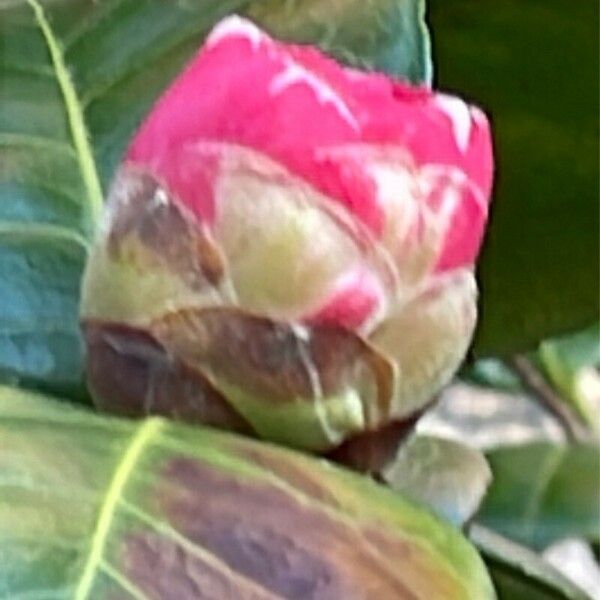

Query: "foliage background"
<box><xmin>0</xmin><ymin>0</ymin><xmax>598</xmax><ymax>598</ymax></box>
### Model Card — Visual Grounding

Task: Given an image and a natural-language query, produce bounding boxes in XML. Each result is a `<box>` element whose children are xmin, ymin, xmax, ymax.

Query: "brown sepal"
<box><xmin>83</xmin><ymin>320</ymin><xmax>252</xmax><ymax>433</ymax></box>
<box><xmin>107</xmin><ymin>166</ymin><xmax>226</xmax><ymax>289</ymax></box>
<box><xmin>150</xmin><ymin>307</ymin><xmax>394</xmax><ymax>426</ymax></box>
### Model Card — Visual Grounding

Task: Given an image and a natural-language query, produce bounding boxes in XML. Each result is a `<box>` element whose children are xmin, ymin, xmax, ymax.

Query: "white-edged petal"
<box><xmin>206</xmin><ymin>15</ymin><xmax>265</xmax><ymax>50</ymax></box>
<box><xmin>434</xmin><ymin>94</ymin><xmax>473</xmax><ymax>153</ymax></box>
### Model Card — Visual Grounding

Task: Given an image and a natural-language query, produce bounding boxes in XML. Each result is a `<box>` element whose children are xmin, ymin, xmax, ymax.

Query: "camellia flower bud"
<box><xmin>81</xmin><ymin>16</ymin><xmax>493</xmax><ymax>457</ymax></box>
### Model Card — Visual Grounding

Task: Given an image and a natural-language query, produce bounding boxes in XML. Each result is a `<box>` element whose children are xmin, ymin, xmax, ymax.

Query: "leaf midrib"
<box><xmin>74</xmin><ymin>417</ymin><xmax>163</xmax><ymax>600</ymax></box>
<box><xmin>26</xmin><ymin>0</ymin><xmax>104</xmax><ymax>236</ymax></box>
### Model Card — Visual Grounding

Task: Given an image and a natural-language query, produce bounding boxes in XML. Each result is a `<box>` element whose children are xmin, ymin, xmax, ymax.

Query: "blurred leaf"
<box><xmin>540</xmin><ymin>326</ymin><xmax>600</xmax><ymax>375</ymax></box>
<box><xmin>384</xmin><ymin>434</ymin><xmax>491</xmax><ymax>526</ymax></box>
<box><xmin>247</xmin><ymin>0</ymin><xmax>431</xmax><ymax>83</ymax></box>
<box><xmin>539</xmin><ymin>325</ymin><xmax>600</xmax><ymax>432</ymax></box>
<box><xmin>429</xmin><ymin>1</ymin><xmax>599</xmax><ymax>355</ymax></box>
<box><xmin>0</xmin><ymin>0</ymin><xmax>430</xmax><ymax>398</ymax></box>
<box><xmin>471</xmin><ymin>524</ymin><xmax>591</xmax><ymax>600</ymax></box>
<box><xmin>0</xmin><ymin>385</ymin><xmax>494</xmax><ymax>599</ymax></box>
<box><xmin>477</xmin><ymin>443</ymin><xmax>600</xmax><ymax>549</ymax></box>
<box><xmin>461</xmin><ymin>359</ymin><xmax>524</xmax><ymax>392</ymax></box>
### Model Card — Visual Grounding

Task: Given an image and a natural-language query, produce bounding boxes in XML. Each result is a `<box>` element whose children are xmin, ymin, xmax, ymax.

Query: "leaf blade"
<box><xmin>73</xmin><ymin>418</ymin><xmax>163</xmax><ymax>600</ymax></box>
<box><xmin>471</xmin><ymin>524</ymin><xmax>592</xmax><ymax>600</ymax></box>
<box><xmin>477</xmin><ymin>443</ymin><xmax>600</xmax><ymax>549</ymax></box>
<box><xmin>0</xmin><ymin>386</ymin><xmax>495</xmax><ymax>599</ymax></box>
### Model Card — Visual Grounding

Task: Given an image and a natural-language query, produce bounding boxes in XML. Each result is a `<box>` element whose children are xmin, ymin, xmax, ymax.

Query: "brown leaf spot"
<box><xmin>226</xmin><ymin>442</ymin><xmax>339</xmax><ymax>506</ymax></box>
<box><xmin>123</xmin><ymin>531</ymin><xmax>278</xmax><ymax>599</ymax></box>
<box><xmin>158</xmin><ymin>457</ymin><xmax>425</xmax><ymax>599</ymax></box>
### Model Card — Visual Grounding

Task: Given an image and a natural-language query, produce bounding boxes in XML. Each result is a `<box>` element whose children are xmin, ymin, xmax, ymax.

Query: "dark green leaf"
<box><xmin>477</xmin><ymin>443</ymin><xmax>600</xmax><ymax>548</ymax></box>
<box><xmin>429</xmin><ymin>1</ymin><xmax>599</xmax><ymax>354</ymax></box>
<box><xmin>0</xmin><ymin>386</ymin><xmax>494</xmax><ymax>599</ymax></box>
<box><xmin>471</xmin><ymin>524</ymin><xmax>591</xmax><ymax>600</ymax></box>
<box><xmin>0</xmin><ymin>0</ymin><xmax>430</xmax><ymax>396</ymax></box>
<box><xmin>383</xmin><ymin>434</ymin><xmax>491</xmax><ymax>526</ymax></box>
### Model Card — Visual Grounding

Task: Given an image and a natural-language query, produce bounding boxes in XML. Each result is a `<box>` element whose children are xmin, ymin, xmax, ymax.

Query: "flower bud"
<box><xmin>81</xmin><ymin>16</ymin><xmax>494</xmax><ymax>457</ymax></box>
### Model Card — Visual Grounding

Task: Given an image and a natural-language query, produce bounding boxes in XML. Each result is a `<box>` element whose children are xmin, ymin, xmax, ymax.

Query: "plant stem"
<box><xmin>510</xmin><ymin>355</ymin><xmax>589</xmax><ymax>443</ymax></box>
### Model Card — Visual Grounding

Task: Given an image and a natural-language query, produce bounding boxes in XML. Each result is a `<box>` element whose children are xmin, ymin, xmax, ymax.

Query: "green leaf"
<box><xmin>429</xmin><ymin>1</ymin><xmax>599</xmax><ymax>355</ymax></box>
<box><xmin>246</xmin><ymin>0</ymin><xmax>431</xmax><ymax>83</ymax></box>
<box><xmin>383</xmin><ymin>434</ymin><xmax>492</xmax><ymax>527</ymax></box>
<box><xmin>0</xmin><ymin>0</ymin><xmax>430</xmax><ymax>397</ymax></box>
<box><xmin>0</xmin><ymin>385</ymin><xmax>494</xmax><ymax>599</ymax></box>
<box><xmin>0</xmin><ymin>224</ymin><xmax>88</xmax><ymax>399</ymax></box>
<box><xmin>461</xmin><ymin>359</ymin><xmax>524</xmax><ymax>393</ymax></box>
<box><xmin>538</xmin><ymin>324</ymin><xmax>600</xmax><ymax>432</ymax></box>
<box><xmin>470</xmin><ymin>524</ymin><xmax>592</xmax><ymax>600</ymax></box>
<box><xmin>477</xmin><ymin>443</ymin><xmax>600</xmax><ymax>549</ymax></box>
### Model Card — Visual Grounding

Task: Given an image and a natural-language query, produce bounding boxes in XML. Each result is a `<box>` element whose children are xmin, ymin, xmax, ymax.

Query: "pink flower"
<box><xmin>82</xmin><ymin>16</ymin><xmax>494</xmax><ymax>454</ymax></box>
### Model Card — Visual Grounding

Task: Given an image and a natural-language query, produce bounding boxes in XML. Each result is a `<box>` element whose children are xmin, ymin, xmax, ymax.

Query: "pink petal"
<box><xmin>127</xmin><ymin>16</ymin><xmax>494</xmax><ymax>272</ymax></box>
<box><xmin>307</xmin><ymin>269</ymin><xmax>385</xmax><ymax>331</ymax></box>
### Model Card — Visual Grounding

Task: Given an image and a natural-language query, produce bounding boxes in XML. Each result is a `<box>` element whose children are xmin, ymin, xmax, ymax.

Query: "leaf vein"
<box><xmin>1</xmin><ymin>61</ymin><xmax>55</xmax><ymax>78</ymax></box>
<box><xmin>0</xmin><ymin>132</ymin><xmax>75</xmax><ymax>155</ymax></box>
<box><xmin>100</xmin><ymin>560</ymin><xmax>151</xmax><ymax>600</ymax></box>
<box><xmin>0</xmin><ymin>220</ymin><xmax>89</xmax><ymax>250</ymax></box>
